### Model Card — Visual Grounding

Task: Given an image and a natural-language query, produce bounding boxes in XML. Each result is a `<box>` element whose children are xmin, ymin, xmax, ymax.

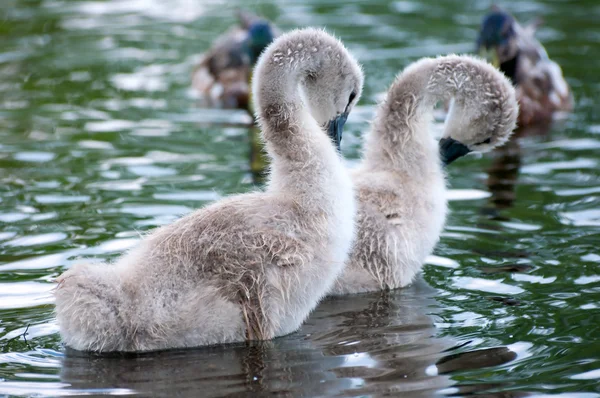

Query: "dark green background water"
<box><xmin>1</xmin><ymin>0</ymin><xmax>598</xmax><ymax>396</ymax></box>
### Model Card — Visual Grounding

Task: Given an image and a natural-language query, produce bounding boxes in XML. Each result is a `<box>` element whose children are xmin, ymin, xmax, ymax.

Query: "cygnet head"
<box><xmin>253</xmin><ymin>28</ymin><xmax>364</xmax><ymax>150</ymax></box>
<box><xmin>438</xmin><ymin>55</ymin><xmax>519</xmax><ymax>165</ymax></box>
<box><xmin>299</xmin><ymin>33</ymin><xmax>363</xmax><ymax>150</ymax></box>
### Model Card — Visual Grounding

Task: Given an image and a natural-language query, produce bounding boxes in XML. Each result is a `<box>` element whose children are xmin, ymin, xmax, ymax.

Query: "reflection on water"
<box><xmin>56</xmin><ymin>282</ymin><xmax>431</xmax><ymax>397</ymax></box>
<box><xmin>484</xmin><ymin>133</ymin><xmax>523</xmax><ymax>219</ymax></box>
<box><xmin>483</xmin><ymin>124</ymin><xmax>554</xmax><ymax>220</ymax></box>
<box><xmin>248</xmin><ymin>126</ymin><xmax>269</xmax><ymax>184</ymax></box>
<box><xmin>1</xmin><ymin>0</ymin><xmax>600</xmax><ymax>396</ymax></box>
<box><xmin>54</xmin><ymin>281</ymin><xmax>516</xmax><ymax>397</ymax></box>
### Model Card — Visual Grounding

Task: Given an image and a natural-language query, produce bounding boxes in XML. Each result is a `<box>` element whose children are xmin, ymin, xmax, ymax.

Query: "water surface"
<box><xmin>1</xmin><ymin>0</ymin><xmax>599</xmax><ymax>396</ymax></box>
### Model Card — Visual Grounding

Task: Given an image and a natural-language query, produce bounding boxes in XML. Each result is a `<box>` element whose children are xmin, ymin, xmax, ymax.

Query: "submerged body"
<box><xmin>55</xmin><ymin>28</ymin><xmax>363</xmax><ymax>352</ymax></box>
<box><xmin>330</xmin><ymin>55</ymin><xmax>518</xmax><ymax>295</ymax></box>
<box><xmin>477</xmin><ymin>8</ymin><xmax>572</xmax><ymax>126</ymax></box>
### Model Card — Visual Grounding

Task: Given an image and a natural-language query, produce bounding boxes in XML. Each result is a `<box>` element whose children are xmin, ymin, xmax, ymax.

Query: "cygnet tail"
<box><xmin>54</xmin><ymin>263</ymin><xmax>129</xmax><ymax>352</ymax></box>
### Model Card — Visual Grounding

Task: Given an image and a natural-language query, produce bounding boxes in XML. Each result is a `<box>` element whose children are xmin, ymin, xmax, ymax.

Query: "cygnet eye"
<box><xmin>345</xmin><ymin>91</ymin><xmax>357</xmax><ymax>113</ymax></box>
<box><xmin>476</xmin><ymin>138</ymin><xmax>492</xmax><ymax>145</ymax></box>
<box><xmin>348</xmin><ymin>91</ymin><xmax>357</xmax><ymax>105</ymax></box>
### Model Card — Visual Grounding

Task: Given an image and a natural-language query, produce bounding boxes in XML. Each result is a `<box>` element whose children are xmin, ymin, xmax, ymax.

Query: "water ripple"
<box><xmin>0</xmin><ymin>0</ymin><xmax>599</xmax><ymax>396</ymax></box>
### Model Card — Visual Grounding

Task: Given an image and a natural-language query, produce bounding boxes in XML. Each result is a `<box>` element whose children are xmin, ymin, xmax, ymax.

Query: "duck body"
<box><xmin>330</xmin><ymin>55</ymin><xmax>519</xmax><ymax>295</ymax></box>
<box><xmin>192</xmin><ymin>12</ymin><xmax>277</xmax><ymax>110</ymax></box>
<box><xmin>477</xmin><ymin>9</ymin><xmax>573</xmax><ymax>126</ymax></box>
<box><xmin>55</xmin><ymin>28</ymin><xmax>364</xmax><ymax>352</ymax></box>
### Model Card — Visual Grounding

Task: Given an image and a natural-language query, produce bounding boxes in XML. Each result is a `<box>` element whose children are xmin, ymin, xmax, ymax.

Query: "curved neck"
<box><xmin>253</xmin><ymin>41</ymin><xmax>343</xmax><ymax>201</ymax></box>
<box><xmin>362</xmin><ymin>58</ymin><xmax>440</xmax><ymax>174</ymax></box>
<box><xmin>363</xmin><ymin>56</ymin><xmax>508</xmax><ymax>174</ymax></box>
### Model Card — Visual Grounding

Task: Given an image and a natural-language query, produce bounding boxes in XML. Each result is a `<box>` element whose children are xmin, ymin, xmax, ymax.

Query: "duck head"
<box><xmin>247</xmin><ymin>21</ymin><xmax>276</xmax><ymax>64</ymax></box>
<box><xmin>476</xmin><ymin>10</ymin><xmax>519</xmax><ymax>69</ymax></box>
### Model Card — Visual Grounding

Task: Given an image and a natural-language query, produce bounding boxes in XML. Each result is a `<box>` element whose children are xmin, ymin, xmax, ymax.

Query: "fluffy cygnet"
<box><xmin>329</xmin><ymin>54</ymin><xmax>518</xmax><ymax>295</ymax></box>
<box><xmin>55</xmin><ymin>28</ymin><xmax>363</xmax><ymax>352</ymax></box>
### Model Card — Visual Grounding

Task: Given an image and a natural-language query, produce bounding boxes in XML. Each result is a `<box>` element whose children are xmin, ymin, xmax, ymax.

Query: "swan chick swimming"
<box><xmin>329</xmin><ymin>54</ymin><xmax>518</xmax><ymax>295</ymax></box>
<box><xmin>55</xmin><ymin>28</ymin><xmax>363</xmax><ymax>352</ymax></box>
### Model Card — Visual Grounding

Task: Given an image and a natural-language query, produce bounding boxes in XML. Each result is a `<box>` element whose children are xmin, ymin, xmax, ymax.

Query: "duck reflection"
<box><xmin>482</xmin><ymin>124</ymin><xmax>552</xmax><ymax>220</ymax></box>
<box><xmin>248</xmin><ymin>125</ymin><xmax>268</xmax><ymax>185</ymax></box>
<box><xmin>60</xmin><ymin>338</ymin><xmax>349</xmax><ymax>397</ymax></box>
<box><xmin>305</xmin><ymin>279</ymin><xmax>453</xmax><ymax>397</ymax></box>
<box><xmin>59</xmin><ymin>279</ymin><xmax>519</xmax><ymax>397</ymax></box>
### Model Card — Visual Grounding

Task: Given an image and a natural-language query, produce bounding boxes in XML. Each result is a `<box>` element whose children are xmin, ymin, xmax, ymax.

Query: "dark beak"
<box><xmin>326</xmin><ymin>112</ymin><xmax>348</xmax><ymax>152</ymax></box>
<box><xmin>440</xmin><ymin>137</ymin><xmax>471</xmax><ymax>166</ymax></box>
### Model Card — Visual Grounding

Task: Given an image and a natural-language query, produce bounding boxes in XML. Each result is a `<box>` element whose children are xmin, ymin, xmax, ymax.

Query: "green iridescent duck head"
<box><xmin>476</xmin><ymin>10</ymin><xmax>519</xmax><ymax>73</ymax></box>
<box><xmin>246</xmin><ymin>20</ymin><xmax>276</xmax><ymax>64</ymax></box>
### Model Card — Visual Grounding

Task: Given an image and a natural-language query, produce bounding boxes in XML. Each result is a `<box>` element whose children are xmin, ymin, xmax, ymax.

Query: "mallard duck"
<box><xmin>476</xmin><ymin>7</ymin><xmax>573</xmax><ymax>126</ymax></box>
<box><xmin>55</xmin><ymin>28</ymin><xmax>364</xmax><ymax>352</ymax></box>
<box><xmin>192</xmin><ymin>11</ymin><xmax>278</xmax><ymax>110</ymax></box>
<box><xmin>329</xmin><ymin>55</ymin><xmax>518</xmax><ymax>295</ymax></box>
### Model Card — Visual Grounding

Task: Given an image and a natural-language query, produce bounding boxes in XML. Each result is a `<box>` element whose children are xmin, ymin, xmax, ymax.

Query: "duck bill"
<box><xmin>440</xmin><ymin>137</ymin><xmax>472</xmax><ymax>166</ymax></box>
<box><xmin>478</xmin><ymin>47</ymin><xmax>500</xmax><ymax>68</ymax></box>
<box><xmin>326</xmin><ymin>112</ymin><xmax>348</xmax><ymax>152</ymax></box>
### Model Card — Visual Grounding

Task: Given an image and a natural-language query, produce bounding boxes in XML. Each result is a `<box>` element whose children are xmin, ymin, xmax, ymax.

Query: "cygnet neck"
<box><xmin>363</xmin><ymin>56</ymin><xmax>504</xmax><ymax>175</ymax></box>
<box><xmin>362</xmin><ymin>58</ymin><xmax>443</xmax><ymax>175</ymax></box>
<box><xmin>253</xmin><ymin>33</ymin><xmax>345</xmax><ymax>201</ymax></box>
<box><xmin>363</xmin><ymin>59</ymin><xmax>439</xmax><ymax>174</ymax></box>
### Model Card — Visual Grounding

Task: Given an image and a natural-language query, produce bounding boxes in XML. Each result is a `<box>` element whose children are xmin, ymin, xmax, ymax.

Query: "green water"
<box><xmin>1</xmin><ymin>0</ymin><xmax>599</xmax><ymax>396</ymax></box>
